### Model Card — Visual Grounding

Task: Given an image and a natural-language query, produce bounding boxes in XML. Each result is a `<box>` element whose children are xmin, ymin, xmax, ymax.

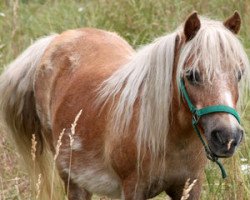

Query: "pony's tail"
<box><xmin>0</xmin><ymin>35</ymin><xmax>64</xmax><ymax>200</ymax></box>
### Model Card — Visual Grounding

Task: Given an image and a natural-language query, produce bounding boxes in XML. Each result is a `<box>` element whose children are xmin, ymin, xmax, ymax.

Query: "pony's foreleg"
<box><xmin>166</xmin><ymin>178</ymin><xmax>202</xmax><ymax>200</ymax></box>
<box><xmin>60</xmin><ymin>171</ymin><xmax>92</xmax><ymax>200</ymax></box>
<box><xmin>121</xmin><ymin>173</ymin><xmax>146</xmax><ymax>200</ymax></box>
<box><xmin>184</xmin><ymin>179</ymin><xmax>202</xmax><ymax>200</ymax></box>
<box><xmin>67</xmin><ymin>181</ymin><xmax>92</xmax><ymax>200</ymax></box>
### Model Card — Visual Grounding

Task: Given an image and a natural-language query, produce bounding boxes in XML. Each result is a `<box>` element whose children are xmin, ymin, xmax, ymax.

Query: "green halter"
<box><xmin>179</xmin><ymin>78</ymin><xmax>241</xmax><ymax>179</ymax></box>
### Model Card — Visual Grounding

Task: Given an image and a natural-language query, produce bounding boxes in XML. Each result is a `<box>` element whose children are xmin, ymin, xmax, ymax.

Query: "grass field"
<box><xmin>0</xmin><ymin>0</ymin><xmax>250</xmax><ymax>199</ymax></box>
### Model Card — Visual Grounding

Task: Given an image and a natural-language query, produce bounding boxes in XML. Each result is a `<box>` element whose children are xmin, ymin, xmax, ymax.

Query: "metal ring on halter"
<box><xmin>205</xmin><ymin>150</ymin><xmax>218</xmax><ymax>162</ymax></box>
<box><xmin>192</xmin><ymin>112</ymin><xmax>200</xmax><ymax>125</ymax></box>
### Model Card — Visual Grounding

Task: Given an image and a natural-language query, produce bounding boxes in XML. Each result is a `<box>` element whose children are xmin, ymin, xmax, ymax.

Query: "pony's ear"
<box><xmin>184</xmin><ymin>11</ymin><xmax>201</xmax><ymax>41</ymax></box>
<box><xmin>223</xmin><ymin>11</ymin><xmax>241</xmax><ymax>34</ymax></box>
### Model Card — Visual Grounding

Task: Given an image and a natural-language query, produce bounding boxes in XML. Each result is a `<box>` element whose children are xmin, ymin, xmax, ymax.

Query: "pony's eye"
<box><xmin>185</xmin><ymin>69</ymin><xmax>201</xmax><ymax>84</ymax></box>
<box><xmin>237</xmin><ymin>70</ymin><xmax>244</xmax><ymax>82</ymax></box>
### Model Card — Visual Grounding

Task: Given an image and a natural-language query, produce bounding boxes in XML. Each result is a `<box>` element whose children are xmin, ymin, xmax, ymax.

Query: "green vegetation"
<box><xmin>0</xmin><ymin>0</ymin><xmax>249</xmax><ymax>199</ymax></box>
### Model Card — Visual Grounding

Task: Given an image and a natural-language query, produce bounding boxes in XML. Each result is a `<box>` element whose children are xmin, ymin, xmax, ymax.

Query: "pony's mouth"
<box><xmin>211</xmin><ymin>151</ymin><xmax>234</xmax><ymax>159</ymax></box>
<box><xmin>207</xmin><ymin>139</ymin><xmax>237</xmax><ymax>158</ymax></box>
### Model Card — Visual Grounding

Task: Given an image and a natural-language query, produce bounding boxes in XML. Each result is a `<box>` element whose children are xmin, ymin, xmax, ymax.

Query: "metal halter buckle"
<box><xmin>192</xmin><ymin>112</ymin><xmax>200</xmax><ymax>125</ymax></box>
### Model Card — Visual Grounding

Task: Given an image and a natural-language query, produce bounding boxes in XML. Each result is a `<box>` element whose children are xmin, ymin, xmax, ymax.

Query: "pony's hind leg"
<box><xmin>60</xmin><ymin>172</ymin><xmax>92</xmax><ymax>200</ymax></box>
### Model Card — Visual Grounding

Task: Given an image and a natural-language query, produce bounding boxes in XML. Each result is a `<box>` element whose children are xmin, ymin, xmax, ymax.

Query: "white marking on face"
<box><xmin>220</xmin><ymin>90</ymin><xmax>238</xmax><ymax>129</ymax></box>
<box><xmin>223</xmin><ymin>91</ymin><xmax>234</xmax><ymax>107</ymax></box>
<box><xmin>196</xmin><ymin>104</ymin><xmax>202</xmax><ymax>109</ymax></box>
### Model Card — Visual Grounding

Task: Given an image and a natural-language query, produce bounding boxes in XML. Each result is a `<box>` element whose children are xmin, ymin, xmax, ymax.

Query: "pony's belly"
<box><xmin>68</xmin><ymin>165</ymin><xmax>121</xmax><ymax>198</ymax></box>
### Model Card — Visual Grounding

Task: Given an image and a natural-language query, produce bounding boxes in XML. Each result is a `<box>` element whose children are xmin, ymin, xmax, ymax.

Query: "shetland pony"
<box><xmin>0</xmin><ymin>12</ymin><xmax>249</xmax><ymax>200</ymax></box>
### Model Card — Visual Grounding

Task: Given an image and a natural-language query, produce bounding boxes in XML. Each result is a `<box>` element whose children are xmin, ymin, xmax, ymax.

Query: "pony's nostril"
<box><xmin>236</xmin><ymin>129</ymin><xmax>244</xmax><ymax>144</ymax></box>
<box><xmin>211</xmin><ymin>130</ymin><xmax>225</xmax><ymax>144</ymax></box>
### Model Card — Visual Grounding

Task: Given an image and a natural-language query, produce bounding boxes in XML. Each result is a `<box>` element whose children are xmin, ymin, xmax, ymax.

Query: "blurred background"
<box><xmin>0</xmin><ymin>0</ymin><xmax>249</xmax><ymax>199</ymax></box>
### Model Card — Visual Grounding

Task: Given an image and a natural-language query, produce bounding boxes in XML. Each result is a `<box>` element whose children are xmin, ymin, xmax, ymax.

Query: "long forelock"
<box><xmin>178</xmin><ymin>18</ymin><xmax>249</xmax><ymax>77</ymax></box>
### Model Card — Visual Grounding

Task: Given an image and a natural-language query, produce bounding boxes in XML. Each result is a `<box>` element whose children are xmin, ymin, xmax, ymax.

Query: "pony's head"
<box><xmin>178</xmin><ymin>12</ymin><xmax>249</xmax><ymax>158</ymax></box>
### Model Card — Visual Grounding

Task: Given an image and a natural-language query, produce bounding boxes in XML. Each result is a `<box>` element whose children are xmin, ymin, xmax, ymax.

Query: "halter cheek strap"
<box><xmin>179</xmin><ymin>78</ymin><xmax>241</xmax><ymax>179</ymax></box>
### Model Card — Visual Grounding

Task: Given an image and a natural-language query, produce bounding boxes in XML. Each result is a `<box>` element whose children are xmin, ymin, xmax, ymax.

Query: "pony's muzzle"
<box><xmin>201</xmin><ymin>113</ymin><xmax>244</xmax><ymax>158</ymax></box>
<box><xmin>209</xmin><ymin>126</ymin><xmax>244</xmax><ymax>157</ymax></box>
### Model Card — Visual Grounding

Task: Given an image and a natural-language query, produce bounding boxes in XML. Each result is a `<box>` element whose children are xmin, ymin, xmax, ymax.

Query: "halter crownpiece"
<box><xmin>179</xmin><ymin>78</ymin><xmax>241</xmax><ymax>179</ymax></box>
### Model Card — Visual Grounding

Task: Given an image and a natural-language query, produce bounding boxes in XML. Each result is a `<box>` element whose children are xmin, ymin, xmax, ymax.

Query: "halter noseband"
<box><xmin>179</xmin><ymin>78</ymin><xmax>241</xmax><ymax>179</ymax></box>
